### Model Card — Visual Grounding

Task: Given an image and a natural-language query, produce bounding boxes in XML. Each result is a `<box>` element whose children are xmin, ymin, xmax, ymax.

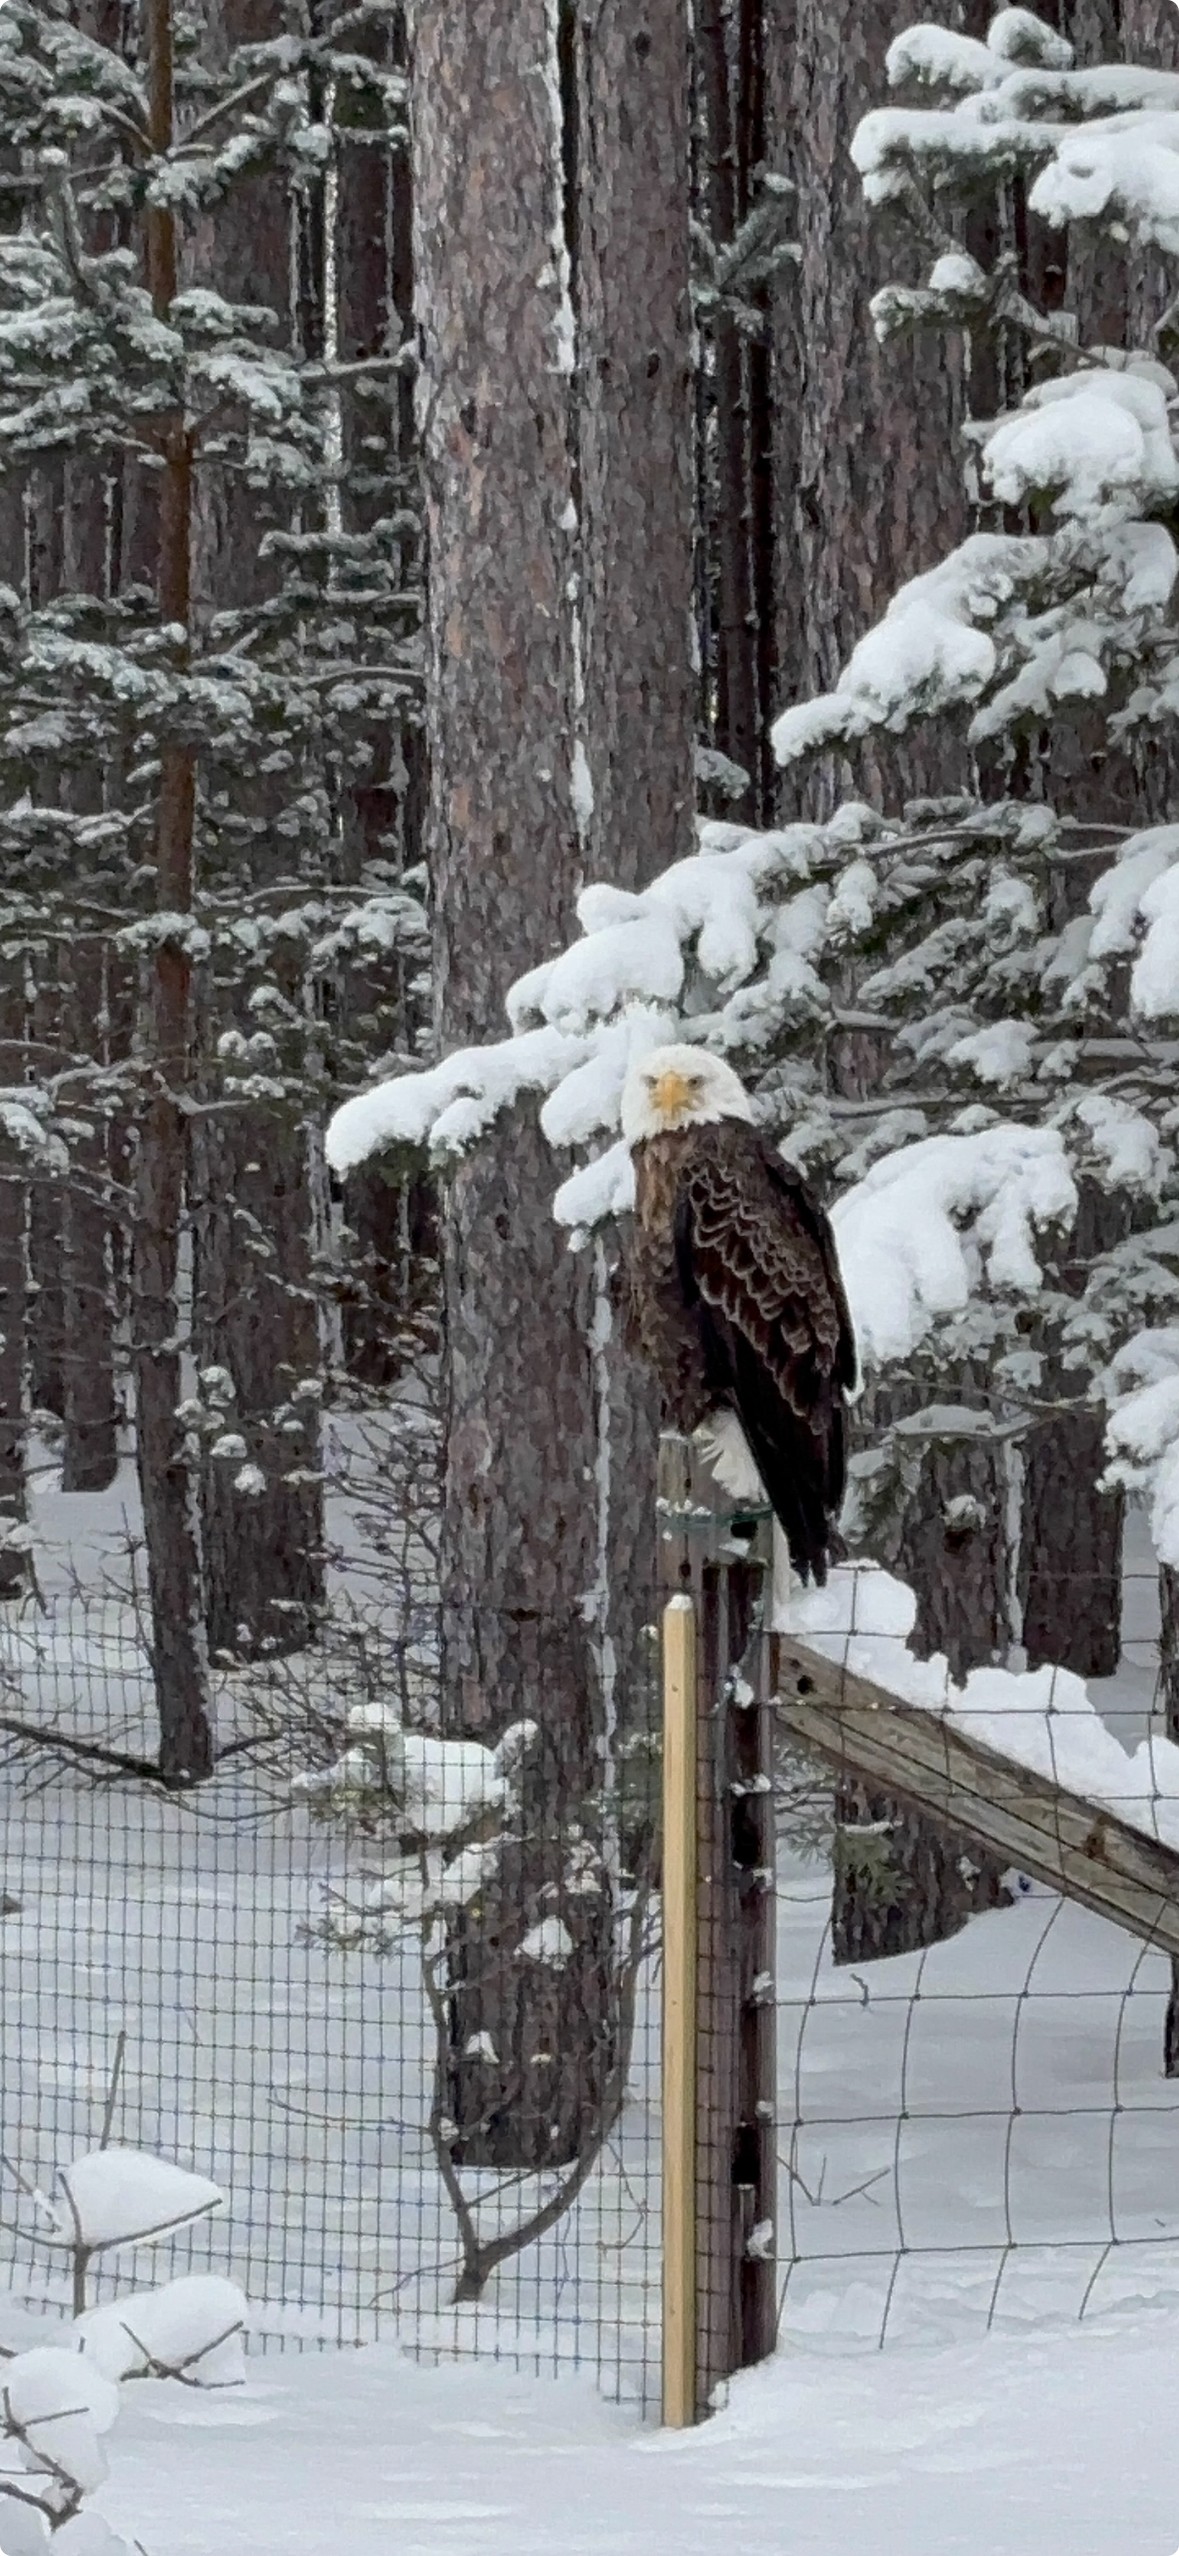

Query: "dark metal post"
<box><xmin>658</xmin><ymin>1433</ymin><xmax>778</xmax><ymax>2410</ymax></box>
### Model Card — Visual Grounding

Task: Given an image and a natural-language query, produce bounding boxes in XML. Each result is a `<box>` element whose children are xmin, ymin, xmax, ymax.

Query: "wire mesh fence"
<box><xmin>3</xmin><ymin>1532</ymin><xmax>1179</xmax><ymax>2423</ymax></box>
<box><xmin>773</xmin><ymin>1548</ymin><xmax>1179</xmax><ymax>2358</ymax></box>
<box><xmin>0</xmin><ymin>1579</ymin><xmax>663</xmax><ymax>2406</ymax></box>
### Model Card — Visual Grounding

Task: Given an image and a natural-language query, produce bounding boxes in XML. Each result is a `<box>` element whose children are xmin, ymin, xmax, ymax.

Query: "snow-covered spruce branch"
<box><xmin>326</xmin><ymin>785</ymin><xmax>1178</xmax><ymax>1384</ymax></box>
<box><xmin>321</xmin><ymin>6</ymin><xmax>1179</xmax><ymax>1586</ymax></box>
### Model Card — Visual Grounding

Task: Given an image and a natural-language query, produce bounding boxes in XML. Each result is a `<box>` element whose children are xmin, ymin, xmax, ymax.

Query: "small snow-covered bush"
<box><xmin>0</xmin><ymin>2144</ymin><xmax>249</xmax><ymax>2551</ymax></box>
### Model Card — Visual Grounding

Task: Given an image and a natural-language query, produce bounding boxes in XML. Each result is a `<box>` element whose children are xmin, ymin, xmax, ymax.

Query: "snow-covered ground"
<box><xmin>778</xmin><ymin>1872</ymin><xmax>1179</xmax><ymax>2350</ymax></box>
<box><xmin>7</xmin><ymin>1451</ymin><xmax>1179</xmax><ymax>2546</ymax></box>
<box><xmin>95</xmin><ymin>2315</ymin><xmax>1179</xmax><ymax>2556</ymax></box>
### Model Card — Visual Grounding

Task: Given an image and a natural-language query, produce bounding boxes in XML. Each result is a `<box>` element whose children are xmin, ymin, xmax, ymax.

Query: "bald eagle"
<box><xmin>620</xmin><ymin>1045</ymin><xmax>857</xmax><ymax>1587</ymax></box>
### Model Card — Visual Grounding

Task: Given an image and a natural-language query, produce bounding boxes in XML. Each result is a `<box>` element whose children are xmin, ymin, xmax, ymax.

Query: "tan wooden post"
<box><xmin>661</xmin><ymin>1590</ymin><xmax>698</xmax><ymax>2426</ymax></box>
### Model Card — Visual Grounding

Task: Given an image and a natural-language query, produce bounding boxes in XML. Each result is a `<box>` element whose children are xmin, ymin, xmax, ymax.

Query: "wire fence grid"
<box><xmin>773</xmin><ymin>1551</ymin><xmax>1179</xmax><ymax>2357</ymax></box>
<box><xmin>0</xmin><ymin>1583</ymin><xmax>662</xmax><ymax>2405</ymax></box>
<box><xmin>1</xmin><ymin>1549</ymin><xmax>1178</xmax><ymax>2414</ymax></box>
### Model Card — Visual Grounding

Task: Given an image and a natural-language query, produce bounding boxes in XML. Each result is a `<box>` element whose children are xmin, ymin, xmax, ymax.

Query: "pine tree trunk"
<box><xmin>0</xmin><ymin>1144</ymin><xmax>28</xmax><ymax>1604</ymax></box>
<box><xmin>766</xmin><ymin>0</ymin><xmax>985</xmax><ymax>816</ymax></box>
<box><xmin>1019</xmin><ymin>1184</ymin><xmax>1127</xmax><ymax>1679</ymax></box>
<box><xmin>340</xmin><ymin>1168</ymin><xmax>436</xmax><ymax>1390</ymax></box>
<box><xmin>573</xmin><ymin>0</ymin><xmax>696</xmax><ymax>879</ymax></box>
<box><xmin>58</xmin><ymin>418</ymin><xmax>120</xmax><ymax>1490</ymax></box>
<box><xmin>25</xmin><ymin>473</ymin><xmax>66</xmax><ymax>1426</ymax></box>
<box><xmin>1159</xmin><ymin>1565</ymin><xmax>1179</xmax><ymax>2076</ymax></box>
<box><xmin>132</xmin><ymin>0</ymin><xmax>213</xmax><ymax>1786</ymax></box>
<box><xmin>0</xmin><ymin>984</ymin><xmax>30</xmax><ymax>1600</ymax></box>
<box><xmin>897</xmin><ymin>1425</ymin><xmax>1009</xmax><ymax>1683</ymax></box>
<box><xmin>572</xmin><ymin>0</ymin><xmax>694</xmax><ymax>1670</ymax></box>
<box><xmin>60</xmin><ymin>940</ymin><xmax>119</xmax><ymax>1494</ymax></box>
<box><xmin>833</xmin><ymin>1400</ymin><xmax>1012</xmax><ymax>1965</ymax></box>
<box><xmin>697</xmin><ymin>0</ymin><xmax>757</xmax><ymax>808</ymax></box>
<box><xmin>415</xmin><ymin>0</ymin><xmax>603</xmax><ymax>2170</ymax></box>
<box><xmin>415</xmin><ymin>0</ymin><xmax>693</xmax><ymax>2169</ymax></box>
<box><xmin>194</xmin><ymin>1084</ymin><xmax>324</xmax><ymax>1662</ymax></box>
<box><xmin>189</xmin><ymin>0</ymin><xmax>326</xmax><ymax>1660</ymax></box>
<box><xmin>0</xmin><ymin>414</ymin><xmax>31</xmax><ymax>1586</ymax></box>
<box><xmin>742</xmin><ymin>0</ymin><xmax>776</xmax><ymax>821</ymax></box>
<box><xmin>763</xmin><ymin>0</ymin><xmax>1010</xmax><ymax>1956</ymax></box>
<box><xmin>334</xmin><ymin>1</ymin><xmax>428</xmax><ymax>1387</ymax></box>
<box><xmin>24</xmin><ymin>981</ymin><xmax>64</xmax><ymax>1432</ymax></box>
<box><xmin>1019</xmin><ymin>1411</ymin><xmax>1123</xmax><ymax>1679</ymax></box>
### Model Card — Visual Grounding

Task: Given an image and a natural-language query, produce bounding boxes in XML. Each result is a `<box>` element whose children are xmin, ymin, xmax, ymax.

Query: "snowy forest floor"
<box><xmin>6</xmin><ymin>1436</ymin><xmax>1179</xmax><ymax>2546</ymax></box>
<box><xmin>95</xmin><ymin>2312</ymin><xmax>1179</xmax><ymax>2556</ymax></box>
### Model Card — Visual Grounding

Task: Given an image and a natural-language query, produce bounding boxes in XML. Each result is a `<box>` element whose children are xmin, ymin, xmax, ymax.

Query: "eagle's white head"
<box><xmin>620</xmin><ymin>1043</ymin><xmax>755</xmax><ymax>1145</ymax></box>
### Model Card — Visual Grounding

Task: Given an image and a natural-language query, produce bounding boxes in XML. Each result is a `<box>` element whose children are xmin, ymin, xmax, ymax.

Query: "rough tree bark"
<box><xmin>132</xmin><ymin>0</ymin><xmax>214</xmax><ymax>1784</ymax></box>
<box><xmin>766</xmin><ymin>0</ymin><xmax>986</xmax><ymax>819</ymax></box>
<box><xmin>190</xmin><ymin>0</ymin><xmax>325</xmax><ymax>1661</ymax></box>
<box><xmin>833</xmin><ymin>1391</ymin><xmax>1013</xmax><ymax>1966</ymax></box>
<box><xmin>762</xmin><ymin>0</ymin><xmax>1008</xmax><ymax>1955</ymax></box>
<box><xmin>0</xmin><ymin>351</ymin><xmax>28</xmax><ymax>1590</ymax></box>
<box><xmin>0</xmin><ymin>1144</ymin><xmax>27</xmax><ymax>1602</ymax></box>
<box><xmin>415</xmin><ymin>0</ymin><xmax>607</xmax><ymax>2172</ymax></box>
<box><xmin>1010</xmin><ymin>0</ymin><xmax>1179</xmax><ymax>1688</ymax></box>
<box><xmin>60</xmin><ymin>416</ymin><xmax>120</xmax><ymax>1492</ymax></box>
<box><xmin>895</xmin><ymin>1416</ymin><xmax>1010</xmax><ymax>1683</ymax></box>
<box><xmin>573</xmin><ymin>0</ymin><xmax>696</xmax><ymax>891</ymax></box>
<box><xmin>414</xmin><ymin>0</ymin><xmax>693</xmax><ymax>2170</ymax></box>
<box><xmin>334</xmin><ymin>0</ymin><xmax>433</xmax><ymax>1389</ymax></box>
<box><xmin>698</xmin><ymin>0</ymin><xmax>756</xmax><ymax>805</ymax></box>
<box><xmin>1019</xmin><ymin>1414</ymin><xmax>1123</xmax><ymax>1679</ymax></box>
<box><xmin>59</xmin><ymin>935</ymin><xmax>119</xmax><ymax>1494</ymax></box>
<box><xmin>571</xmin><ymin>0</ymin><xmax>694</xmax><ymax>1683</ymax></box>
<box><xmin>56</xmin><ymin>24</ymin><xmax>121</xmax><ymax>1494</ymax></box>
<box><xmin>1018</xmin><ymin>1188</ymin><xmax>1126</xmax><ymax>1681</ymax></box>
<box><xmin>24</xmin><ymin>469</ymin><xmax>65</xmax><ymax>1429</ymax></box>
<box><xmin>696</xmin><ymin>0</ymin><xmax>775</xmax><ymax>815</ymax></box>
<box><xmin>0</xmin><ymin>984</ymin><xmax>31</xmax><ymax>1601</ymax></box>
<box><xmin>1160</xmin><ymin>1565</ymin><xmax>1179</xmax><ymax>2076</ymax></box>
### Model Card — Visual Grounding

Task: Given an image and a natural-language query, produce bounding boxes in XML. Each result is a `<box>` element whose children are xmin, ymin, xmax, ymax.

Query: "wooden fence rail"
<box><xmin>774</xmin><ymin>1635</ymin><xmax>1179</xmax><ymax>1964</ymax></box>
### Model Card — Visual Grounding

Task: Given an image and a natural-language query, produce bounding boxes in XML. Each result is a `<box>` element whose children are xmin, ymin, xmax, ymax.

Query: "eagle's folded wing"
<box><xmin>674</xmin><ymin>1133</ymin><xmax>853</xmax><ymax>1583</ymax></box>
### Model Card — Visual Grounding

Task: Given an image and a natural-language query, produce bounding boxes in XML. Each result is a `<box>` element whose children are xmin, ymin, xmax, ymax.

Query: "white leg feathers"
<box><xmin>771</xmin><ymin>1520</ymin><xmax>793</xmax><ymax>1629</ymax></box>
<box><xmin>693</xmin><ymin>1411</ymin><xmax>764</xmax><ymax>1506</ymax></box>
<box><xmin>693</xmin><ymin>1412</ymin><xmax>795</xmax><ymax>1627</ymax></box>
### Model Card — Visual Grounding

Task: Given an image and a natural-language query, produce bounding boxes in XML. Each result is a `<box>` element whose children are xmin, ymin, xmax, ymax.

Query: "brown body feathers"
<box><xmin>628</xmin><ymin>1122</ymin><xmax>856</xmax><ymax>1584</ymax></box>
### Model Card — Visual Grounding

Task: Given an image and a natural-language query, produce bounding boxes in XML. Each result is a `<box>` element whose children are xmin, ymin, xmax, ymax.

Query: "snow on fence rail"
<box><xmin>770</xmin><ymin>1556</ymin><xmax>1179</xmax><ymax>2355</ymax></box>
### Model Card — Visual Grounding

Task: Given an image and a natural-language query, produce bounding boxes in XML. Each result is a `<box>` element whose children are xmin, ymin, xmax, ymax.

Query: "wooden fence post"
<box><xmin>661</xmin><ymin>1591</ymin><xmax>698</xmax><ymax>2427</ymax></box>
<box><xmin>658</xmin><ymin>1435</ymin><xmax>777</xmax><ymax>2417</ymax></box>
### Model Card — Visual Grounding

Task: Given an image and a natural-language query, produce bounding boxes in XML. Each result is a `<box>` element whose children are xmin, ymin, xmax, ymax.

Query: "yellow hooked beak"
<box><xmin>652</xmin><ymin>1069</ymin><xmax>695</xmax><ymax>1119</ymax></box>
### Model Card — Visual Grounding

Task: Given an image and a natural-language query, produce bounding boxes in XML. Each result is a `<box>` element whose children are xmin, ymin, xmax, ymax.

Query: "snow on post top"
<box><xmin>58</xmin><ymin>2149</ymin><xmax>224</xmax><ymax>2252</ymax></box>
